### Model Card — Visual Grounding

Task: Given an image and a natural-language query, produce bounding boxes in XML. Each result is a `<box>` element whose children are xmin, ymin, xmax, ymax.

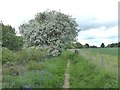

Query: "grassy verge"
<box><xmin>69</xmin><ymin>54</ymin><xmax>118</xmax><ymax>88</ymax></box>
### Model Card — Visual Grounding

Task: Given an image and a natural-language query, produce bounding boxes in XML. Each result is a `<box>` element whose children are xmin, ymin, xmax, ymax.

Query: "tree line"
<box><xmin>66</xmin><ymin>42</ymin><xmax>120</xmax><ymax>49</ymax></box>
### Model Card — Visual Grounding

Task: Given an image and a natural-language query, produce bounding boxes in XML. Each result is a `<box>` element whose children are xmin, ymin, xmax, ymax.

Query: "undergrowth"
<box><xmin>2</xmin><ymin>50</ymin><xmax>71</xmax><ymax>88</ymax></box>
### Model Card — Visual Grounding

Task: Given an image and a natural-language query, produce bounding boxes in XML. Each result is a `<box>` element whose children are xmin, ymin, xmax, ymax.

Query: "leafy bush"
<box><xmin>3</xmin><ymin>66</ymin><xmax>19</xmax><ymax>76</ymax></box>
<box><xmin>16</xmin><ymin>48</ymin><xmax>47</xmax><ymax>63</ymax></box>
<box><xmin>2</xmin><ymin>75</ymin><xmax>16</xmax><ymax>88</ymax></box>
<box><xmin>15</xmin><ymin>48</ymin><xmax>28</xmax><ymax>63</ymax></box>
<box><xmin>3</xmin><ymin>64</ymin><xmax>27</xmax><ymax>76</ymax></box>
<box><xmin>27</xmin><ymin>60</ymin><xmax>43</xmax><ymax>70</ymax></box>
<box><xmin>2</xmin><ymin>47</ymin><xmax>16</xmax><ymax>64</ymax></box>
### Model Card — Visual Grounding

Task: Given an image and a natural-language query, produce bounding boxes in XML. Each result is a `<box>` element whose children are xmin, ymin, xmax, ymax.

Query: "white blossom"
<box><xmin>19</xmin><ymin>10</ymin><xmax>79</xmax><ymax>56</ymax></box>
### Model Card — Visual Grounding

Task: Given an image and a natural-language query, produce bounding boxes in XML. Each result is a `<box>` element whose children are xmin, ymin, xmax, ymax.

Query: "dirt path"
<box><xmin>63</xmin><ymin>60</ymin><xmax>70</xmax><ymax>88</ymax></box>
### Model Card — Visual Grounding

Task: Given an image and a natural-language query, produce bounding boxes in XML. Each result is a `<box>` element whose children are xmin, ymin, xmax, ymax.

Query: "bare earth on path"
<box><xmin>63</xmin><ymin>60</ymin><xmax>70</xmax><ymax>88</ymax></box>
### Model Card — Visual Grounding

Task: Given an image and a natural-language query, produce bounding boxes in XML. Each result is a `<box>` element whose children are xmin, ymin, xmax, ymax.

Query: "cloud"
<box><xmin>77</xmin><ymin>26</ymin><xmax>118</xmax><ymax>46</ymax></box>
<box><xmin>76</xmin><ymin>18</ymin><xmax>117</xmax><ymax>30</ymax></box>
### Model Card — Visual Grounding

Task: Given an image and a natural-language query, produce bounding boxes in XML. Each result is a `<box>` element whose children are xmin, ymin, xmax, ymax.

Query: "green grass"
<box><xmin>68</xmin><ymin>48</ymin><xmax>118</xmax><ymax>88</ymax></box>
<box><xmin>69</xmin><ymin>55</ymin><xmax>118</xmax><ymax>88</ymax></box>
<box><xmin>79</xmin><ymin>48</ymin><xmax>118</xmax><ymax>56</ymax></box>
<box><xmin>2</xmin><ymin>48</ymin><xmax>118</xmax><ymax>88</ymax></box>
<box><xmin>77</xmin><ymin>48</ymin><xmax>118</xmax><ymax>77</ymax></box>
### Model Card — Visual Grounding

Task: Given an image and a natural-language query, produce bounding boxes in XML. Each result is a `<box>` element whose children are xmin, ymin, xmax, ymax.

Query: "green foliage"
<box><xmin>73</xmin><ymin>42</ymin><xmax>83</xmax><ymax>48</ymax></box>
<box><xmin>101</xmin><ymin>43</ymin><xmax>105</xmax><ymax>48</ymax></box>
<box><xmin>106</xmin><ymin>42</ymin><xmax>120</xmax><ymax>48</ymax></box>
<box><xmin>84</xmin><ymin>43</ymin><xmax>89</xmax><ymax>48</ymax></box>
<box><xmin>66</xmin><ymin>42</ymin><xmax>83</xmax><ymax>49</ymax></box>
<box><xmin>2</xmin><ymin>23</ymin><xmax>23</xmax><ymax>51</ymax></box>
<box><xmin>27</xmin><ymin>60</ymin><xmax>43</xmax><ymax>70</ymax></box>
<box><xmin>2</xmin><ymin>47</ymin><xmax>47</xmax><ymax>64</ymax></box>
<box><xmin>118</xmin><ymin>42</ymin><xmax>120</xmax><ymax>47</ymax></box>
<box><xmin>2</xmin><ymin>47</ymin><xmax>16</xmax><ymax>64</ymax></box>
<box><xmin>3</xmin><ymin>54</ymin><xmax>67</xmax><ymax>88</ymax></box>
<box><xmin>19</xmin><ymin>10</ymin><xmax>79</xmax><ymax>56</ymax></box>
<box><xmin>3</xmin><ymin>66</ymin><xmax>19</xmax><ymax>76</ymax></box>
<box><xmin>2</xmin><ymin>75</ymin><xmax>15</xmax><ymax>88</ymax></box>
<box><xmin>16</xmin><ymin>48</ymin><xmax>47</xmax><ymax>62</ymax></box>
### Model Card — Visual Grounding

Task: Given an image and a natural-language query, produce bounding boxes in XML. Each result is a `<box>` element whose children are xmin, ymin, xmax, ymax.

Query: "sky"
<box><xmin>0</xmin><ymin>0</ymin><xmax>119</xmax><ymax>47</ymax></box>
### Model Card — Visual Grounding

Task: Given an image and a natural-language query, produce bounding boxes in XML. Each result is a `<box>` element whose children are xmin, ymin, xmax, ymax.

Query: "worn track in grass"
<box><xmin>63</xmin><ymin>60</ymin><xmax>70</xmax><ymax>88</ymax></box>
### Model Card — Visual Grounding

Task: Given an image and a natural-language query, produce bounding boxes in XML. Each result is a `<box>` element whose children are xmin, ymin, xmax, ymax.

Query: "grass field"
<box><xmin>78</xmin><ymin>48</ymin><xmax>118</xmax><ymax>76</ymax></box>
<box><xmin>79</xmin><ymin>48</ymin><xmax>118</xmax><ymax>56</ymax></box>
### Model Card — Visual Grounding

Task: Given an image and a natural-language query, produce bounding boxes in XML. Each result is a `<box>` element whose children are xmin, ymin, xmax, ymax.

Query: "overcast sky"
<box><xmin>0</xmin><ymin>0</ymin><xmax>119</xmax><ymax>46</ymax></box>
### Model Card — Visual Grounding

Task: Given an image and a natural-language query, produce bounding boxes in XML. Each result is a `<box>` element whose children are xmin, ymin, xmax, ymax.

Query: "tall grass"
<box><xmin>78</xmin><ymin>48</ymin><xmax>118</xmax><ymax>78</ymax></box>
<box><xmin>70</xmin><ymin>54</ymin><xmax>118</xmax><ymax>88</ymax></box>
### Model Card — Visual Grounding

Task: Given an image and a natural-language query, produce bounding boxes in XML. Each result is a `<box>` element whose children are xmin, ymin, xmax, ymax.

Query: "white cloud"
<box><xmin>77</xmin><ymin>26</ymin><xmax>118</xmax><ymax>46</ymax></box>
<box><xmin>0</xmin><ymin>0</ymin><xmax>119</xmax><ymax>45</ymax></box>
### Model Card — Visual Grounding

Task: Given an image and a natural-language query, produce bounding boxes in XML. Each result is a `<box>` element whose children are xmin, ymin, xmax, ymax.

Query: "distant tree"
<box><xmin>75</xmin><ymin>42</ymin><xmax>83</xmax><ymax>48</ymax></box>
<box><xmin>2</xmin><ymin>23</ymin><xmax>23</xmax><ymax>51</ymax></box>
<box><xmin>84</xmin><ymin>43</ymin><xmax>89</xmax><ymax>48</ymax></box>
<box><xmin>72</xmin><ymin>42</ymin><xmax>83</xmax><ymax>48</ymax></box>
<box><xmin>106</xmin><ymin>42</ymin><xmax>119</xmax><ymax>48</ymax></box>
<box><xmin>100</xmin><ymin>43</ymin><xmax>105</xmax><ymax>48</ymax></box>
<box><xmin>118</xmin><ymin>42</ymin><xmax>120</xmax><ymax>47</ymax></box>
<box><xmin>19</xmin><ymin>10</ymin><xmax>79</xmax><ymax>56</ymax></box>
<box><xmin>90</xmin><ymin>45</ymin><xmax>97</xmax><ymax>48</ymax></box>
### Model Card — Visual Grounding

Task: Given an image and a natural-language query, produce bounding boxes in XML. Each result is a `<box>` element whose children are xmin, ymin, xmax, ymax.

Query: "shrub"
<box><xmin>2</xmin><ymin>47</ymin><xmax>16</xmax><ymax>64</ymax></box>
<box><xmin>15</xmin><ymin>48</ymin><xmax>28</xmax><ymax>63</ymax></box>
<box><xmin>3</xmin><ymin>66</ymin><xmax>19</xmax><ymax>76</ymax></box>
<box><xmin>16</xmin><ymin>48</ymin><xmax>47</xmax><ymax>63</ymax></box>
<box><xmin>27</xmin><ymin>60</ymin><xmax>43</xmax><ymax>70</ymax></box>
<box><xmin>27</xmin><ymin>48</ymin><xmax>47</xmax><ymax>61</ymax></box>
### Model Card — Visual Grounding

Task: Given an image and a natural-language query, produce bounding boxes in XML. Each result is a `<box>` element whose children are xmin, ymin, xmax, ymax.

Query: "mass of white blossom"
<box><xmin>19</xmin><ymin>10</ymin><xmax>79</xmax><ymax>56</ymax></box>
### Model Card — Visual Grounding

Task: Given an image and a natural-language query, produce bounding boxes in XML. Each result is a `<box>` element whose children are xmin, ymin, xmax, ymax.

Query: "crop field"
<box><xmin>80</xmin><ymin>48</ymin><xmax>118</xmax><ymax>56</ymax></box>
<box><xmin>1</xmin><ymin>47</ymin><xmax>119</xmax><ymax>88</ymax></box>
